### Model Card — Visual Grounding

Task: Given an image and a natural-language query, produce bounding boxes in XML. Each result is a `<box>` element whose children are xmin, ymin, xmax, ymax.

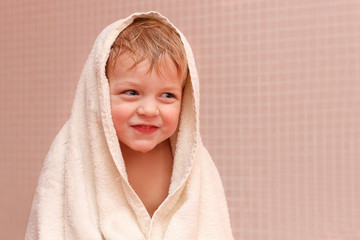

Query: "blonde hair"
<box><xmin>106</xmin><ymin>17</ymin><xmax>188</xmax><ymax>81</ymax></box>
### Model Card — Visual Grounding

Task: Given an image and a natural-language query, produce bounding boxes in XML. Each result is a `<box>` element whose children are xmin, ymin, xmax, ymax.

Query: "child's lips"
<box><xmin>131</xmin><ymin>124</ymin><xmax>158</xmax><ymax>134</ymax></box>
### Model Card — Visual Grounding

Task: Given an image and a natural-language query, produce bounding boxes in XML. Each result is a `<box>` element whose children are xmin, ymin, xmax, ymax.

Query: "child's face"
<box><xmin>107</xmin><ymin>53</ymin><xmax>183</xmax><ymax>153</ymax></box>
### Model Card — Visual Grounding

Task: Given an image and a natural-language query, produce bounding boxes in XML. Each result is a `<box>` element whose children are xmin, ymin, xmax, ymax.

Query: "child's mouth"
<box><xmin>132</xmin><ymin>125</ymin><xmax>158</xmax><ymax>134</ymax></box>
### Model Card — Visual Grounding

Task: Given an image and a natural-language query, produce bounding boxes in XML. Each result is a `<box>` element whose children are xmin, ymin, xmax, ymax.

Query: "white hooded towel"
<box><xmin>25</xmin><ymin>11</ymin><xmax>234</xmax><ymax>240</ymax></box>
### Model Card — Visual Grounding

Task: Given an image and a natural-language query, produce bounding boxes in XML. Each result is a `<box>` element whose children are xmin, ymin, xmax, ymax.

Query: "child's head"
<box><xmin>106</xmin><ymin>17</ymin><xmax>188</xmax><ymax>82</ymax></box>
<box><xmin>106</xmin><ymin>17</ymin><xmax>188</xmax><ymax>153</ymax></box>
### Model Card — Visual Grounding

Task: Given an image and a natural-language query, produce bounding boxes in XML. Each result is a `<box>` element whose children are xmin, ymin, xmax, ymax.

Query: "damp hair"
<box><xmin>106</xmin><ymin>17</ymin><xmax>189</xmax><ymax>82</ymax></box>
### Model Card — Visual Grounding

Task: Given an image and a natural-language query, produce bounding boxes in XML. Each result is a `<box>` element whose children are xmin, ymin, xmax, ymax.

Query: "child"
<box><xmin>25</xmin><ymin>11</ymin><xmax>234</xmax><ymax>239</ymax></box>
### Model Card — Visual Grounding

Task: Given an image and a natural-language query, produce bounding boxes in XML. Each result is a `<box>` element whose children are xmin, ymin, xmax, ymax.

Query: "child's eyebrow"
<box><xmin>111</xmin><ymin>80</ymin><xmax>142</xmax><ymax>88</ymax></box>
<box><xmin>161</xmin><ymin>85</ymin><xmax>183</xmax><ymax>91</ymax></box>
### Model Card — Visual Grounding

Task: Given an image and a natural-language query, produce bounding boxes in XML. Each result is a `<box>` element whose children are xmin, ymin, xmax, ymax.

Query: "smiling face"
<box><xmin>107</xmin><ymin>53</ymin><xmax>184</xmax><ymax>153</ymax></box>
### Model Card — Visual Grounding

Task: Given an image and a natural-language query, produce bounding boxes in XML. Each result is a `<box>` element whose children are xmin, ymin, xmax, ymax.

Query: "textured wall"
<box><xmin>0</xmin><ymin>0</ymin><xmax>359</xmax><ymax>239</ymax></box>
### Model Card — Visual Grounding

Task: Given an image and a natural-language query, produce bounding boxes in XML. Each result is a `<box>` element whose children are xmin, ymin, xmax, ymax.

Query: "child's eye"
<box><xmin>160</xmin><ymin>92</ymin><xmax>175</xmax><ymax>98</ymax></box>
<box><xmin>122</xmin><ymin>90</ymin><xmax>138</xmax><ymax>96</ymax></box>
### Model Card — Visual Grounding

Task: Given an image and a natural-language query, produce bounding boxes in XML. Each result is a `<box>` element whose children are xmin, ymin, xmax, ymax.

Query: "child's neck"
<box><xmin>120</xmin><ymin>139</ymin><xmax>173</xmax><ymax>165</ymax></box>
<box><xmin>120</xmin><ymin>140</ymin><xmax>174</xmax><ymax>217</ymax></box>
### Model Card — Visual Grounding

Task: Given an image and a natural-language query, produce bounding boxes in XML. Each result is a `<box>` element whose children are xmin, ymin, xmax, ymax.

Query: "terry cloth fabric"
<box><xmin>25</xmin><ymin>11</ymin><xmax>234</xmax><ymax>240</ymax></box>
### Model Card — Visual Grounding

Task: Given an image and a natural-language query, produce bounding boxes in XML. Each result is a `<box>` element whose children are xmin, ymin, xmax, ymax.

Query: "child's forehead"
<box><xmin>109</xmin><ymin>52</ymin><xmax>186</xmax><ymax>84</ymax></box>
<box><xmin>108</xmin><ymin>52</ymin><xmax>184</xmax><ymax>85</ymax></box>
<box><xmin>116</xmin><ymin>52</ymin><xmax>174</xmax><ymax>73</ymax></box>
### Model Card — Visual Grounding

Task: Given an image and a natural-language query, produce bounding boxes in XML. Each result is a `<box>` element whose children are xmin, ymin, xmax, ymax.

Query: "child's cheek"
<box><xmin>110</xmin><ymin>100</ymin><xmax>134</xmax><ymax>128</ymax></box>
<box><xmin>162</xmin><ymin>103</ymin><xmax>181</xmax><ymax>130</ymax></box>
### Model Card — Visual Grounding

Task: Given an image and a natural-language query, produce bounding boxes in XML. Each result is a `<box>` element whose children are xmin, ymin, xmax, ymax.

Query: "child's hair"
<box><xmin>106</xmin><ymin>17</ymin><xmax>188</xmax><ymax>81</ymax></box>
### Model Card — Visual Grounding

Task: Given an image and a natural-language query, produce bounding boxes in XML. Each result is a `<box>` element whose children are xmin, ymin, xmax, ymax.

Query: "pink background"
<box><xmin>1</xmin><ymin>0</ymin><xmax>359</xmax><ymax>239</ymax></box>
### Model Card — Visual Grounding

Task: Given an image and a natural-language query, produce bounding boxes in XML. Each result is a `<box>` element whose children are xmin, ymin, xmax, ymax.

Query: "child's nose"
<box><xmin>137</xmin><ymin>99</ymin><xmax>159</xmax><ymax>117</ymax></box>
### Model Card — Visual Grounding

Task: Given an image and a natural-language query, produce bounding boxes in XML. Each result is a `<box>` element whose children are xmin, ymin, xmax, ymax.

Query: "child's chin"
<box><xmin>136</xmin><ymin>148</ymin><xmax>154</xmax><ymax>154</ymax></box>
<box><xmin>131</xmin><ymin>144</ymin><xmax>156</xmax><ymax>153</ymax></box>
